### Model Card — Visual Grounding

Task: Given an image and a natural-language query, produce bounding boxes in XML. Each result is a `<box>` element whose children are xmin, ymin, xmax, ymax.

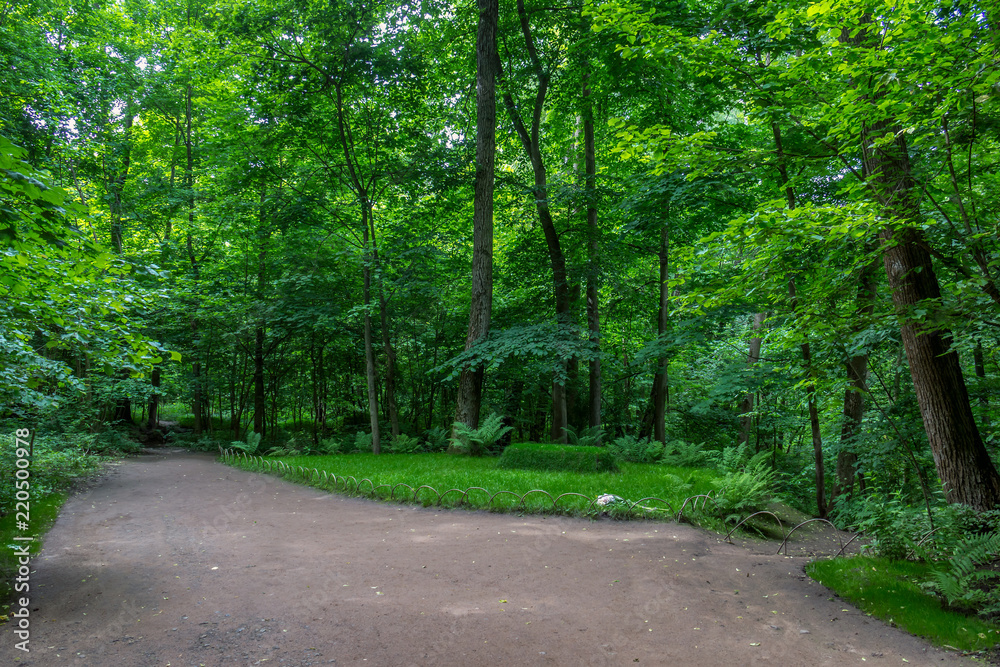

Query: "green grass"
<box><xmin>228</xmin><ymin>451</ymin><xmax>720</xmax><ymax>521</ymax></box>
<box><xmin>1</xmin><ymin>492</ymin><xmax>67</xmax><ymax>612</ymax></box>
<box><xmin>807</xmin><ymin>556</ymin><xmax>1000</xmax><ymax>652</ymax></box>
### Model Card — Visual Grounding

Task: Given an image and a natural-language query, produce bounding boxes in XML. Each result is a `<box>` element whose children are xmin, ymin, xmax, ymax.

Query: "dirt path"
<box><xmin>2</xmin><ymin>449</ymin><xmax>979</xmax><ymax>666</ymax></box>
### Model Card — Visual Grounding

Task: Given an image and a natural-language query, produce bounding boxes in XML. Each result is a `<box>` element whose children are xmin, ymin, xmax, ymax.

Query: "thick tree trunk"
<box><xmin>737</xmin><ymin>313</ymin><xmax>766</xmax><ymax>447</ymax></box>
<box><xmin>849</xmin><ymin>17</ymin><xmax>1000</xmax><ymax>508</ymax></box>
<box><xmin>454</xmin><ymin>0</ymin><xmax>497</xmax><ymax>449</ymax></box>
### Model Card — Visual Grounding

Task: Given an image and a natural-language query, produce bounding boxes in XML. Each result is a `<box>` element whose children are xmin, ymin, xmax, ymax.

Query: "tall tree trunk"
<box><xmin>454</xmin><ymin>0</ymin><xmax>498</xmax><ymax>451</ymax></box>
<box><xmin>253</xmin><ymin>325</ymin><xmax>265</xmax><ymax>437</ymax></box>
<box><xmin>184</xmin><ymin>77</ymin><xmax>204</xmax><ymax>434</ymax></box>
<box><xmin>584</xmin><ymin>74</ymin><xmax>601</xmax><ymax>434</ymax></box>
<box><xmin>108</xmin><ymin>110</ymin><xmax>133</xmax><ymax>254</ymax></box>
<box><xmin>652</xmin><ymin>223</ymin><xmax>670</xmax><ymax>445</ymax></box>
<box><xmin>772</xmin><ymin>121</ymin><xmax>826</xmax><ymax>517</ymax></box>
<box><xmin>738</xmin><ymin>313</ymin><xmax>766</xmax><ymax>447</ymax></box>
<box><xmin>500</xmin><ymin>0</ymin><xmax>571</xmax><ymax>442</ymax></box>
<box><xmin>846</xmin><ymin>19</ymin><xmax>1000</xmax><ymax>510</ymax></box>
<box><xmin>361</xmin><ymin>212</ymin><xmax>381</xmax><ymax>454</ymax></box>
<box><xmin>368</xmin><ymin>214</ymin><xmax>399</xmax><ymax>438</ymax></box>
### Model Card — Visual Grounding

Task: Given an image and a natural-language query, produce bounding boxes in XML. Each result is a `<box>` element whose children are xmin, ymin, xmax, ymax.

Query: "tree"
<box><xmin>453</xmin><ymin>0</ymin><xmax>499</xmax><ymax>447</ymax></box>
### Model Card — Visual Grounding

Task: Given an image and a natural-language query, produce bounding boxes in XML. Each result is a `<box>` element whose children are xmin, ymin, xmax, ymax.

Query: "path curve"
<box><xmin>2</xmin><ymin>450</ymin><xmax>978</xmax><ymax>666</ymax></box>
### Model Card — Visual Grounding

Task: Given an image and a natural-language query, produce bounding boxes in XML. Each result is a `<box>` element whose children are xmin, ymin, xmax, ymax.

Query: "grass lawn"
<box><xmin>807</xmin><ymin>556</ymin><xmax>1000</xmax><ymax>652</ymax></box>
<box><xmin>1</xmin><ymin>492</ymin><xmax>66</xmax><ymax>615</ymax></box>
<box><xmin>227</xmin><ymin>451</ymin><xmax>722</xmax><ymax>522</ymax></box>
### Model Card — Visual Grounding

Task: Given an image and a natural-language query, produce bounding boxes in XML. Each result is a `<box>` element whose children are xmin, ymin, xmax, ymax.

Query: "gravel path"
<box><xmin>2</xmin><ymin>449</ymin><xmax>979</xmax><ymax>666</ymax></box>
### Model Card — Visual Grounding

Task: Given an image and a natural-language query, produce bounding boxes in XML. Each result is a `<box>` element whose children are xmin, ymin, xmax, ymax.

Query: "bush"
<box><xmin>498</xmin><ymin>443</ymin><xmax>619</xmax><ymax>473</ymax></box>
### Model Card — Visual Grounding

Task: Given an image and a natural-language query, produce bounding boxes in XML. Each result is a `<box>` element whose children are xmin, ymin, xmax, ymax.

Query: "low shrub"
<box><xmin>498</xmin><ymin>442</ymin><xmax>619</xmax><ymax>473</ymax></box>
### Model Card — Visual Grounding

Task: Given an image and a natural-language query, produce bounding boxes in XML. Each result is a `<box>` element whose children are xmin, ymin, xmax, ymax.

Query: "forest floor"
<box><xmin>0</xmin><ymin>448</ymin><xmax>985</xmax><ymax>667</ymax></box>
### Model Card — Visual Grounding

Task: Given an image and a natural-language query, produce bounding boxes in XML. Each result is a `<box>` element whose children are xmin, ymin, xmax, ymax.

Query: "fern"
<box><xmin>711</xmin><ymin>452</ymin><xmax>775</xmax><ymax>522</ymax></box>
<box><xmin>450</xmin><ymin>414</ymin><xmax>513</xmax><ymax>456</ymax></box>
<box><xmin>390</xmin><ymin>433</ymin><xmax>423</xmax><ymax>454</ymax></box>
<box><xmin>607</xmin><ymin>435</ymin><xmax>663</xmax><ymax>463</ymax></box>
<box><xmin>660</xmin><ymin>440</ymin><xmax>709</xmax><ymax>467</ymax></box>
<box><xmin>230</xmin><ymin>431</ymin><xmax>262</xmax><ymax>455</ymax></box>
<box><xmin>563</xmin><ymin>425</ymin><xmax>604</xmax><ymax>447</ymax></box>
<box><xmin>354</xmin><ymin>431</ymin><xmax>373</xmax><ymax>452</ymax></box>
<box><xmin>924</xmin><ymin>532</ymin><xmax>1000</xmax><ymax>617</ymax></box>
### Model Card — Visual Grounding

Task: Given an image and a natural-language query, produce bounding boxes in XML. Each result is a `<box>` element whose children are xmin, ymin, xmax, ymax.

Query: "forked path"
<box><xmin>2</xmin><ymin>450</ymin><xmax>978</xmax><ymax>666</ymax></box>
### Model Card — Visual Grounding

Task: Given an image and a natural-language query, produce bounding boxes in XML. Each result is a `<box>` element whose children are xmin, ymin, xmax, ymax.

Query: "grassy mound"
<box><xmin>497</xmin><ymin>443</ymin><xmax>619</xmax><ymax>473</ymax></box>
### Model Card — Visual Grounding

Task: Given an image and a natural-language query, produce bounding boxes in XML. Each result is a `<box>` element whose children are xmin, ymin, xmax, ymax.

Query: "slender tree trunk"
<box><xmin>500</xmin><ymin>0</ymin><xmax>571</xmax><ymax>442</ymax></box>
<box><xmin>454</xmin><ymin>0</ymin><xmax>498</xmax><ymax>450</ymax></box>
<box><xmin>772</xmin><ymin>121</ymin><xmax>826</xmax><ymax>516</ymax></box>
<box><xmin>361</xmin><ymin>211</ymin><xmax>381</xmax><ymax>454</ymax></box>
<box><xmin>147</xmin><ymin>365</ymin><xmax>160</xmax><ymax>430</ymax></box>
<box><xmin>108</xmin><ymin>110</ymin><xmax>133</xmax><ymax>254</ymax></box>
<box><xmin>833</xmin><ymin>259</ymin><xmax>877</xmax><ymax>504</ymax></box>
<box><xmin>652</xmin><ymin>223</ymin><xmax>670</xmax><ymax>444</ymax></box>
<box><xmin>738</xmin><ymin>313</ymin><xmax>766</xmax><ymax>447</ymax></box>
<box><xmin>584</xmin><ymin>71</ymin><xmax>602</xmax><ymax>433</ymax></box>
<box><xmin>253</xmin><ymin>326</ymin><xmax>265</xmax><ymax>437</ymax></box>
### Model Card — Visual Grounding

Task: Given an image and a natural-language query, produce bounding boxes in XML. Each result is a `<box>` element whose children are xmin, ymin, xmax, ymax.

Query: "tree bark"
<box><xmin>361</xmin><ymin>213</ymin><xmax>381</xmax><ymax>454</ymax></box>
<box><xmin>847</xmin><ymin>19</ymin><xmax>1000</xmax><ymax>509</ymax></box>
<box><xmin>454</xmin><ymin>0</ymin><xmax>498</xmax><ymax>452</ymax></box>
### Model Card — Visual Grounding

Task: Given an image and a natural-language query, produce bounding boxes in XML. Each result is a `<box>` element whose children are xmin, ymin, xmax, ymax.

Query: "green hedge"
<box><xmin>497</xmin><ymin>443</ymin><xmax>619</xmax><ymax>473</ymax></box>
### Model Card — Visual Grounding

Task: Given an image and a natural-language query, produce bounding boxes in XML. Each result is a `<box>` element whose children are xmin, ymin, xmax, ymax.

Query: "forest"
<box><xmin>1</xmin><ymin>0</ymin><xmax>999</xmax><ymax>540</ymax></box>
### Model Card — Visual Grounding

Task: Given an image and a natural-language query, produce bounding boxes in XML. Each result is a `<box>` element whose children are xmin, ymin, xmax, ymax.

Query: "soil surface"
<box><xmin>1</xmin><ymin>449</ymin><xmax>982</xmax><ymax>666</ymax></box>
